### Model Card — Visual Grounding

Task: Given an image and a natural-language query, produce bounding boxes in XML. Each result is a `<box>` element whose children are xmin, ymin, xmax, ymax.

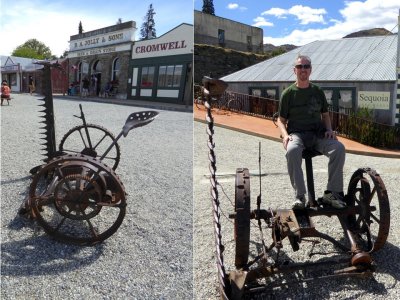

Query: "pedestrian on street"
<box><xmin>276</xmin><ymin>55</ymin><xmax>346</xmax><ymax>210</ymax></box>
<box><xmin>1</xmin><ymin>80</ymin><xmax>11</xmax><ymax>105</ymax></box>
<box><xmin>82</xmin><ymin>77</ymin><xmax>90</xmax><ymax>98</ymax></box>
<box><xmin>28</xmin><ymin>76</ymin><xmax>35</xmax><ymax>95</ymax></box>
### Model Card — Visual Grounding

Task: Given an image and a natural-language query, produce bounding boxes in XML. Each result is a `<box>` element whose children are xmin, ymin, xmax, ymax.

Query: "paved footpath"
<box><xmin>194</xmin><ymin>105</ymin><xmax>400</xmax><ymax>158</ymax></box>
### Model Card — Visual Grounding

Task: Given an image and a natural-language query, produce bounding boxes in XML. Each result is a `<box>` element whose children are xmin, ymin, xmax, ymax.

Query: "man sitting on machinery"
<box><xmin>276</xmin><ymin>55</ymin><xmax>346</xmax><ymax>210</ymax></box>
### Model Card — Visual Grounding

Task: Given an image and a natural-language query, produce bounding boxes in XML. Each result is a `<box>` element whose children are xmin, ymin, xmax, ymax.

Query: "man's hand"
<box><xmin>324</xmin><ymin>129</ymin><xmax>337</xmax><ymax>140</ymax></box>
<box><xmin>282</xmin><ymin>135</ymin><xmax>292</xmax><ymax>150</ymax></box>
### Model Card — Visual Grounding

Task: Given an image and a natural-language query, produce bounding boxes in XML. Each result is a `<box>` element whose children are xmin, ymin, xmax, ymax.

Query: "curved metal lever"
<box><xmin>122</xmin><ymin>111</ymin><xmax>159</xmax><ymax>137</ymax></box>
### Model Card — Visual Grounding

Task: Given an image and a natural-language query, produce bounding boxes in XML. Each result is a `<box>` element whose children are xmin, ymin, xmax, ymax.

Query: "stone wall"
<box><xmin>194</xmin><ymin>44</ymin><xmax>269</xmax><ymax>84</ymax></box>
<box><xmin>194</xmin><ymin>10</ymin><xmax>263</xmax><ymax>54</ymax></box>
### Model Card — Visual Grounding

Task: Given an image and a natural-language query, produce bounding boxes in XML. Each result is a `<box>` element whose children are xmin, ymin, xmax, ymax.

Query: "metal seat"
<box><xmin>302</xmin><ymin>148</ymin><xmax>322</xmax><ymax>207</ymax></box>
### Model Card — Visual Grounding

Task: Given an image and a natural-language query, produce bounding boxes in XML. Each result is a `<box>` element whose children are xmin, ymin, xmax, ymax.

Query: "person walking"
<box><xmin>1</xmin><ymin>80</ymin><xmax>11</xmax><ymax>105</ymax></box>
<box><xmin>28</xmin><ymin>76</ymin><xmax>35</xmax><ymax>95</ymax></box>
<box><xmin>276</xmin><ymin>55</ymin><xmax>346</xmax><ymax>210</ymax></box>
<box><xmin>82</xmin><ymin>77</ymin><xmax>90</xmax><ymax>98</ymax></box>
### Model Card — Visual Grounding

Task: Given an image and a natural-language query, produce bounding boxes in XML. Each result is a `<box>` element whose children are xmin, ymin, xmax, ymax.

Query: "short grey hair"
<box><xmin>295</xmin><ymin>55</ymin><xmax>311</xmax><ymax>65</ymax></box>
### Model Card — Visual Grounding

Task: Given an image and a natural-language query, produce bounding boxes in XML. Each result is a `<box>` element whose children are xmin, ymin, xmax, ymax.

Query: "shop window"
<box><xmin>249</xmin><ymin>87</ymin><xmax>279</xmax><ymax>116</ymax></box>
<box><xmin>10</xmin><ymin>73</ymin><xmax>17</xmax><ymax>86</ymax></box>
<box><xmin>140</xmin><ymin>66</ymin><xmax>155</xmax><ymax>87</ymax></box>
<box><xmin>323</xmin><ymin>90</ymin><xmax>334</xmax><ymax>106</ymax></box>
<box><xmin>218</xmin><ymin>29</ymin><xmax>225</xmax><ymax>46</ymax></box>
<box><xmin>247</xmin><ymin>36</ymin><xmax>252</xmax><ymax>51</ymax></box>
<box><xmin>75</xmin><ymin>62</ymin><xmax>82</xmax><ymax>83</ymax></box>
<box><xmin>112</xmin><ymin>58</ymin><xmax>120</xmax><ymax>83</ymax></box>
<box><xmin>131</xmin><ymin>67</ymin><xmax>138</xmax><ymax>87</ymax></box>
<box><xmin>249</xmin><ymin>87</ymin><xmax>279</xmax><ymax>99</ymax></box>
<box><xmin>322</xmin><ymin>87</ymin><xmax>355</xmax><ymax>114</ymax></box>
<box><xmin>158</xmin><ymin>65</ymin><xmax>183</xmax><ymax>88</ymax></box>
<box><xmin>93</xmin><ymin>60</ymin><xmax>102</xmax><ymax>73</ymax></box>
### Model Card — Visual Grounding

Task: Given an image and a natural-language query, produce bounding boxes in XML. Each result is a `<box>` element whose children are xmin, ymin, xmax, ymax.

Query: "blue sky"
<box><xmin>0</xmin><ymin>0</ymin><xmax>193</xmax><ymax>57</ymax></box>
<box><xmin>194</xmin><ymin>0</ymin><xmax>400</xmax><ymax>46</ymax></box>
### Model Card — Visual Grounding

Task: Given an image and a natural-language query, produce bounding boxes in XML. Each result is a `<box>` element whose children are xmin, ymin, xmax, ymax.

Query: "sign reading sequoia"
<box><xmin>358</xmin><ymin>91</ymin><xmax>390</xmax><ymax>110</ymax></box>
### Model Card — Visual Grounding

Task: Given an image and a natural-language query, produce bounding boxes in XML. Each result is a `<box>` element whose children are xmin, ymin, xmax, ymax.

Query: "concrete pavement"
<box><xmin>194</xmin><ymin>105</ymin><xmax>400</xmax><ymax>158</ymax></box>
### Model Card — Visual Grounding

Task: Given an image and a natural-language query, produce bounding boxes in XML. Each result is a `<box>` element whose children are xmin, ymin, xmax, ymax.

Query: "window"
<box><xmin>322</xmin><ymin>87</ymin><xmax>355</xmax><ymax>114</ymax></box>
<box><xmin>92</xmin><ymin>60</ymin><xmax>102</xmax><ymax>73</ymax></box>
<box><xmin>218</xmin><ymin>29</ymin><xmax>225</xmax><ymax>46</ymax></box>
<box><xmin>112</xmin><ymin>58</ymin><xmax>120</xmax><ymax>82</ymax></box>
<box><xmin>247</xmin><ymin>36</ymin><xmax>252</xmax><ymax>51</ymax></box>
<box><xmin>132</xmin><ymin>67</ymin><xmax>138</xmax><ymax>87</ymax></box>
<box><xmin>249</xmin><ymin>87</ymin><xmax>279</xmax><ymax>99</ymax></box>
<box><xmin>158</xmin><ymin>65</ymin><xmax>183</xmax><ymax>88</ymax></box>
<box><xmin>140</xmin><ymin>66</ymin><xmax>155</xmax><ymax>87</ymax></box>
<box><xmin>76</xmin><ymin>62</ymin><xmax>82</xmax><ymax>83</ymax></box>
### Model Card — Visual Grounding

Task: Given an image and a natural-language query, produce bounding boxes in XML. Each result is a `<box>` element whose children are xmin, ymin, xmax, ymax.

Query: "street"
<box><xmin>1</xmin><ymin>94</ymin><xmax>193</xmax><ymax>299</ymax></box>
<box><xmin>194</xmin><ymin>120</ymin><xmax>400</xmax><ymax>300</ymax></box>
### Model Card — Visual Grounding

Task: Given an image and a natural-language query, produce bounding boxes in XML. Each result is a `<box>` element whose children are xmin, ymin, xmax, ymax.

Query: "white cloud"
<box><xmin>227</xmin><ymin>3</ymin><xmax>239</xmax><ymax>10</ymax></box>
<box><xmin>262</xmin><ymin>5</ymin><xmax>326</xmax><ymax>24</ymax></box>
<box><xmin>252</xmin><ymin>17</ymin><xmax>274</xmax><ymax>27</ymax></box>
<box><xmin>0</xmin><ymin>0</ymin><xmax>193</xmax><ymax>57</ymax></box>
<box><xmin>227</xmin><ymin>3</ymin><xmax>247</xmax><ymax>11</ymax></box>
<box><xmin>263</xmin><ymin>0</ymin><xmax>399</xmax><ymax>46</ymax></box>
<box><xmin>262</xmin><ymin>8</ymin><xmax>287</xmax><ymax>18</ymax></box>
<box><xmin>1</xmin><ymin>2</ymin><xmax>116</xmax><ymax>57</ymax></box>
<box><xmin>288</xmin><ymin>5</ymin><xmax>326</xmax><ymax>24</ymax></box>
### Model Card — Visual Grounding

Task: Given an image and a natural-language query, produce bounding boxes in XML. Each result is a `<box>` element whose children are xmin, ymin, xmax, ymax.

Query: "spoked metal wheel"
<box><xmin>234</xmin><ymin>168</ymin><xmax>251</xmax><ymax>269</ymax></box>
<box><xmin>228</xmin><ymin>100</ymin><xmax>243</xmax><ymax>112</ymax></box>
<box><xmin>29</xmin><ymin>154</ymin><xmax>126</xmax><ymax>246</ymax></box>
<box><xmin>346</xmin><ymin>168</ymin><xmax>390</xmax><ymax>253</ymax></box>
<box><xmin>59</xmin><ymin>124</ymin><xmax>121</xmax><ymax>170</ymax></box>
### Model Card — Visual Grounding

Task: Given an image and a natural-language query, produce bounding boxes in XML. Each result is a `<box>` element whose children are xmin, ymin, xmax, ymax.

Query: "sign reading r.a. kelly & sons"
<box><xmin>358</xmin><ymin>91</ymin><xmax>390</xmax><ymax>110</ymax></box>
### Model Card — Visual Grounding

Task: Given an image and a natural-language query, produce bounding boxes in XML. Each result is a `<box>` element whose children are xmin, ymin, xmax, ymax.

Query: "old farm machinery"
<box><xmin>202</xmin><ymin>77</ymin><xmax>390</xmax><ymax>299</ymax></box>
<box><xmin>19</xmin><ymin>61</ymin><xmax>158</xmax><ymax>245</ymax></box>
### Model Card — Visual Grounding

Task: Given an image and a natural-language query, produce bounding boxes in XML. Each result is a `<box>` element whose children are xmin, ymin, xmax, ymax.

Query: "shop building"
<box><xmin>1</xmin><ymin>56</ymin><xmax>40</xmax><ymax>92</ymax></box>
<box><xmin>128</xmin><ymin>23</ymin><xmax>193</xmax><ymax>105</ymax></box>
<box><xmin>221</xmin><ymin>34</ymin><xmax>400</xmax><ymax>126</ymax></box>
<box><xmin>68</xmin><ymin>21</ymin><xmax>136</xmax><ymax>99</ymax></box>
<box><xmin>194</xmin><ymin>10</ymin><xmax>263</xmax><ymax>54</ymax></box>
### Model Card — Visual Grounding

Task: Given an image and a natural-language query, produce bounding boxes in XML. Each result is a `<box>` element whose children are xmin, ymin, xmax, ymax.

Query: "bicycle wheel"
<box><xmin>59</xmin><ymin>124</ymin><xmax>121</xmax><ymax>170</ymax></box>
<box><xmin>195</xmin><ymin>97</ymin><xmax>204</xmax><ymax>109</ymax></box>
<box><xmin>228</xmin><ymin>99</ymin><xmax>243</xmax><ymax>111</ymax></box>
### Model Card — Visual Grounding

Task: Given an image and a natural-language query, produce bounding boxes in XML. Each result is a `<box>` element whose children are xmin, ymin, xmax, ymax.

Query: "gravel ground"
<box><xmin>1</xmin><ymin>94</ymin><xmax>193</xmax><ymax>299</ymax></box>
<box><xmin>194</xmin><ymin>120</ymin><xmax>400</xmax><ymax>300</ymax></box>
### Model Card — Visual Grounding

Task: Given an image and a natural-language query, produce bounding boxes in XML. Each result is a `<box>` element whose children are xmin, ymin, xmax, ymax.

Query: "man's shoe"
<box><xmin>292</xmin><ymin>196</ymin><xmax>306</xmax><ymax>210</ymax></box>
<box><xmin>322</xmin><ymin>191</ymin><xmax>346</xmax><ymax>209</ymax></box>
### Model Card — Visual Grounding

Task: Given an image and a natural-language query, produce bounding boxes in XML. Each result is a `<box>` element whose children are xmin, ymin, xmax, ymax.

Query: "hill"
<box><xmin>263</xmin><ymin>43</ymin><xmax>297</xmax><ymax>52</ymax></box>
<box><xmin>343</xmin><ymin>28</ymin><xmax>393</xmax><ymax>38</ymax></box>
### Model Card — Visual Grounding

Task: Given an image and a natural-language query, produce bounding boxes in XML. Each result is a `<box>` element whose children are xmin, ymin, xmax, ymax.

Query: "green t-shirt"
<box><xmin>279</xmin><ymin>82</ymin><xmax>328</xmax><ymax>130</ymax></box>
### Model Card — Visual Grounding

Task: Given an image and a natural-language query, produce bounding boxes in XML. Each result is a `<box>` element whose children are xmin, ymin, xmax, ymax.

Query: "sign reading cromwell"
<box><xmin>135</xmin><ymin>40</ymin><xmax>187</xmax><ymax>53</ymax></box>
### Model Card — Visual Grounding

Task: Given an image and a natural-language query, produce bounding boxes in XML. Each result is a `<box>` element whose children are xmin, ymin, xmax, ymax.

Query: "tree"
<box><xmin>60</xmin><ymin>50</ymin><xmax>69</xmax><ymax>59</ymax></box>
<box><xmin>79</xmin><ymin>21</ymin><xmax>83</xmax><ymax>34</ymax></box>
<box><xmin>12</xmin><ymin>39</ymin><xmax>53</xmax><ymax>59</ymax></box>
<box><xmin>202</xmin><ymin>0</ymin><xmax>215</xmax><ymax>15</ymax></box>
<box><xmin>140</xmin><ymin>4</ymin><xmax>156</xmax><ymax>40</ymax></box>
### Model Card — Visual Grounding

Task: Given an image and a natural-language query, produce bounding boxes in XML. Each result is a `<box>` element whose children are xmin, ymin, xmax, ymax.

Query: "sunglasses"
<box><xmin>295</xmin><ymin>64</ymin><xmax>311</xmax><ymax>70</ymax></box>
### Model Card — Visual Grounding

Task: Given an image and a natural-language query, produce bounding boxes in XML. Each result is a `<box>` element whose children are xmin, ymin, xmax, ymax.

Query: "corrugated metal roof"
<box><xmin>221</xmin><ymin>35</ymin><xmax>398</xmax><ymax>82</ymax></box>
<box><xmin>0</xmin><ymin>55</ymin><xmax>40</xmax><ymax>71</ymax></box>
